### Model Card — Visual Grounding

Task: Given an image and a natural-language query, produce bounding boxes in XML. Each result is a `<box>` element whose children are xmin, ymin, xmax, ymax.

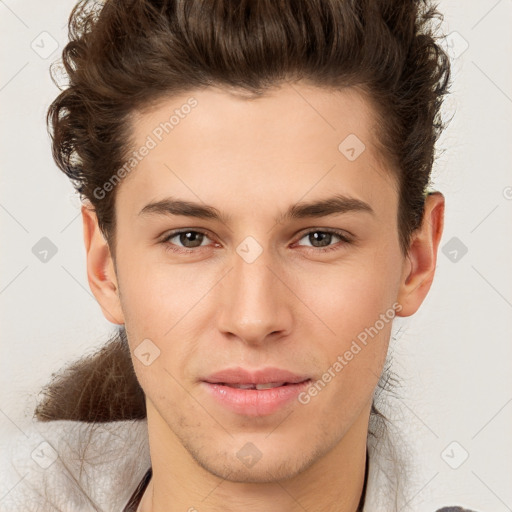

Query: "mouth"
<box><xmin>200</xmin><ymin>368</ymin><xmax>311</xmax><ymax>416</ymax></box>
<box><xmin>211</xmin><ymin>381</ymin><xmax>309</xmax><ymax>390</ymax></box>
<box><xmin>203</xmin><ymin>366</ymin><xmax>310</xmax><ymax>386</ymax></box>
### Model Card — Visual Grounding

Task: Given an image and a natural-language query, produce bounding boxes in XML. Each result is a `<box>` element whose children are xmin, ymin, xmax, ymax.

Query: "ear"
<box><xmin>396</xmin><ymin>192</ymin><xmax>445</xmax><ymax>317</ymax></box>
<box><xmin>81</xmin><ymin>203</ymin><xmax>125</xmax><ymax>325</ymax></box>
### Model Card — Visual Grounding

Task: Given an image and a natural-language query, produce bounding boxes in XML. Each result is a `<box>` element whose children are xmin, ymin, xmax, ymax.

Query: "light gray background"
<box><xmin>1</xmin><ymin>0</ymin><xmax>511</xmax><ymax>510</ymax></box>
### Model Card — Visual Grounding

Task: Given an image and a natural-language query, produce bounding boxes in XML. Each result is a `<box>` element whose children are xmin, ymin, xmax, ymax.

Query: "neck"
<box><xmin>139</xmin><ymin>401</ymin><xmax>370</xmax><ymax>512</ymax></box>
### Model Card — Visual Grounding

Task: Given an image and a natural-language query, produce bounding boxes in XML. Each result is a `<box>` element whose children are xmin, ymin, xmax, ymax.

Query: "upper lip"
<box><xmin>202</xmin><ymin>367</ymin><xmax>310</xmax><ymax>385</ymax></box>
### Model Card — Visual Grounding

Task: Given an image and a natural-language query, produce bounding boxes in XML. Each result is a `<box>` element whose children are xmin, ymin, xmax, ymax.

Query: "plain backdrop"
<box><xmin>1</xmin><ymin>0</ymin><xmax>511</xmax><ymax>510</ymax></box>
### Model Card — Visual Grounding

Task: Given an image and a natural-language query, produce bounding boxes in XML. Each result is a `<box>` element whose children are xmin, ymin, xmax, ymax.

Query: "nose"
<box><xmin>217</xmin><ymin>245</ymin><xmax>292</xmax><ymax>346</ymax></box>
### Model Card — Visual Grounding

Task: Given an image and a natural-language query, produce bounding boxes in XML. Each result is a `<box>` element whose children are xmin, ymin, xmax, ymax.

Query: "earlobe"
<box><xmin>396</xmin><ymin>192</ymin><xmax>445</xmax><ymax>317</ymax></box>
<box><xmin>81</xmin><ymin>203</ymin><xmax>125</xmax><ymax>325</ymax></box>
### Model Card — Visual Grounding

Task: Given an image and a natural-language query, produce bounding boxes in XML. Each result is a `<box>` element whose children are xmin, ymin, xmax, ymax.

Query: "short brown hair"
<box><xmin>48</xmin><ymin>0</ymin><xmax>451</xmax><ymax>259</ymax></box>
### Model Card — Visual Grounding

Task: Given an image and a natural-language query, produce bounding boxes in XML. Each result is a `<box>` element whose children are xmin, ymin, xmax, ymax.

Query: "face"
<box><xmin>84</xmin><ymin>82</ymin><xmax>442</xmax><ymax>484</ymax></box>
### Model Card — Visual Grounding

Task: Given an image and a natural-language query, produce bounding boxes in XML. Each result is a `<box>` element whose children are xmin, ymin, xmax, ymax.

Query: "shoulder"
<box><xmin>361</xmin><ymin>430</ymin><xmax>484</xmax><ymax>512</ymax></box>
<box><xmin>0</xmin><ymin>418</ymin><xmax>150</xmax><ymax>512</ymax></box>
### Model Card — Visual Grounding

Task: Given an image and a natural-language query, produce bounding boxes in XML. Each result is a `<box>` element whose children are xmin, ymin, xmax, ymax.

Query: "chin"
<box><xmin>188</xmin><ymin>442</ymin><xmax>319</xmax><ymax>484</ymax></box>
<box><xmin>200</xmin><ymin>458</ymin><xmax>307</xmax><ymax>484</ymax></box>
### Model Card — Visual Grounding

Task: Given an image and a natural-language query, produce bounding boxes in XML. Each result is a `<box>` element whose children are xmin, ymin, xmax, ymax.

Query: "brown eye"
<box><xmin>162</xmin><ymin>230</ymin><xmax>212</xmax><ymax>250</ymax></box>
<box><xmin>296</xmin><ymin>229</ymin><xmax>351</xmax><ymax>251</ymax></box>
<box><xmin>305</xmin><ymin>231</ymin><xmax>334</xmax><ymax>247</ymax></box>
<box><xmin>176</xmin><ymin>231</ymin><xmax>205</xmax><ymax>248</ymax></box>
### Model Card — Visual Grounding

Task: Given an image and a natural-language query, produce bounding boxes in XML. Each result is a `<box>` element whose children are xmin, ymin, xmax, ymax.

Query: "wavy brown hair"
<box><xmin>37</xmin><ymin>0</ymin><xmax>450</xmax><ymax>438</ymax></box>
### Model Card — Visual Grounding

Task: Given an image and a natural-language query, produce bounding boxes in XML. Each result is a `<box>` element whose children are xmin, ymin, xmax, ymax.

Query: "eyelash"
<box><xmin>160</xmin><ymin>228</ymin><xmax>353</xmax><ymax>255</ymax></box>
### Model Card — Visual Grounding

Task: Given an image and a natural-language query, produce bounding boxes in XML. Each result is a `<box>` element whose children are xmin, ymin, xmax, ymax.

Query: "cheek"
<box><xmin>117</xmin><ymin>249</ymin><xmax>205</xmax><ymax>332</ymax></box>
<box><xmin>296</xmin><ymin>255</ymin><xmax>398</xmax><ymax>337</ymax></box>
<box><xmin>116</xmin><ymin>254</ymin><xmax>218</xmax><ymax>383</ymax></box>
<box><xmin>293</xmin><ymin>257</ymin><xmax>397</xmax><ymax>398</ymax></box>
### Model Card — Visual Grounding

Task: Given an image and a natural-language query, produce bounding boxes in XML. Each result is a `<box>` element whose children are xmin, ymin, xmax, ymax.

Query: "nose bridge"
<box><xmin>218</xmin><ymin>243</ymin><xmax>290</xmax><ymax>344</ymax></box>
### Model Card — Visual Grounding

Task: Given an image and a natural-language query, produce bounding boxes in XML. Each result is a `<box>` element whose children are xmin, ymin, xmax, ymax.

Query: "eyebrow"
<box><xmin>138</xmin><ymin>193</ymin><xmax>374</xmax><ymax>224</ymax></box>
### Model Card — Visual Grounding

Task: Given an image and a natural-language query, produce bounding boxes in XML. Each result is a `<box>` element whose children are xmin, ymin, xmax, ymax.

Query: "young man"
<box><xmin>1</xmin><ymin>0</ymin><xmax>482</xmax><ymax>510</ymax></box>
<box><xmin>84</xmin><ymin>81</ymin><xmax>443</xmax><ymax>512</ymax></box>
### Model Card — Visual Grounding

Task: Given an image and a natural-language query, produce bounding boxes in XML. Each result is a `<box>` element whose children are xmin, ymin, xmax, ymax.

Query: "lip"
<box><xmin>203</xmin><ymin>367</ymin><xmax>309</xmax><ymax>385</ymax></box>
<box><xmin>201</xmin><ymin>367</ymin><xmax>311</xmax><ymax>416</ymax></box>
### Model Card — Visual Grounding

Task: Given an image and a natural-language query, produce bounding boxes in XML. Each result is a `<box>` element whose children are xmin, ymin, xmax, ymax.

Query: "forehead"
<box><xmin>131</xmin><ymin>83</ymin><xmax>377</xmax><ymax>158</ymax></box>
<box><xmin>118</xmin><ymin>83</ymin><xmax>397</xmax><ymax>221</ymax></box>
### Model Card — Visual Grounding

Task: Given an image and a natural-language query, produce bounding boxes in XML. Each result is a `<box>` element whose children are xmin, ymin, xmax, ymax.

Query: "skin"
<box><xmin>82</xmin><ymin>82</ymin><xmax>444</xmax><ymax>512</ymax></box>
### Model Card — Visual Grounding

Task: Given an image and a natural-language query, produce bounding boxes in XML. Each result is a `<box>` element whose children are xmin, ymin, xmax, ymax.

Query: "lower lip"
<box><xmin>201</xmin><ymin>380</ymin><xmax>311</xmax><ymax>416</ymax></box>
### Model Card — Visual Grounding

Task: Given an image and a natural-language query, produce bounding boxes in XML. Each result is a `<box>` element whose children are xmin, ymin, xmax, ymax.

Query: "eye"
<box><xmin>161</xmin><ymin>229</ymin><xmax>215</xmax><ymax>253</ymax></box>
<box><xmin>159</xmin><ymin>227</ymin><xmax>352</xmax><ymax>255</ymax></box>
<box><xmin>295</xmin><ymin>229</ymin><xmax>352</xmax><ymax>253</ymax></box>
